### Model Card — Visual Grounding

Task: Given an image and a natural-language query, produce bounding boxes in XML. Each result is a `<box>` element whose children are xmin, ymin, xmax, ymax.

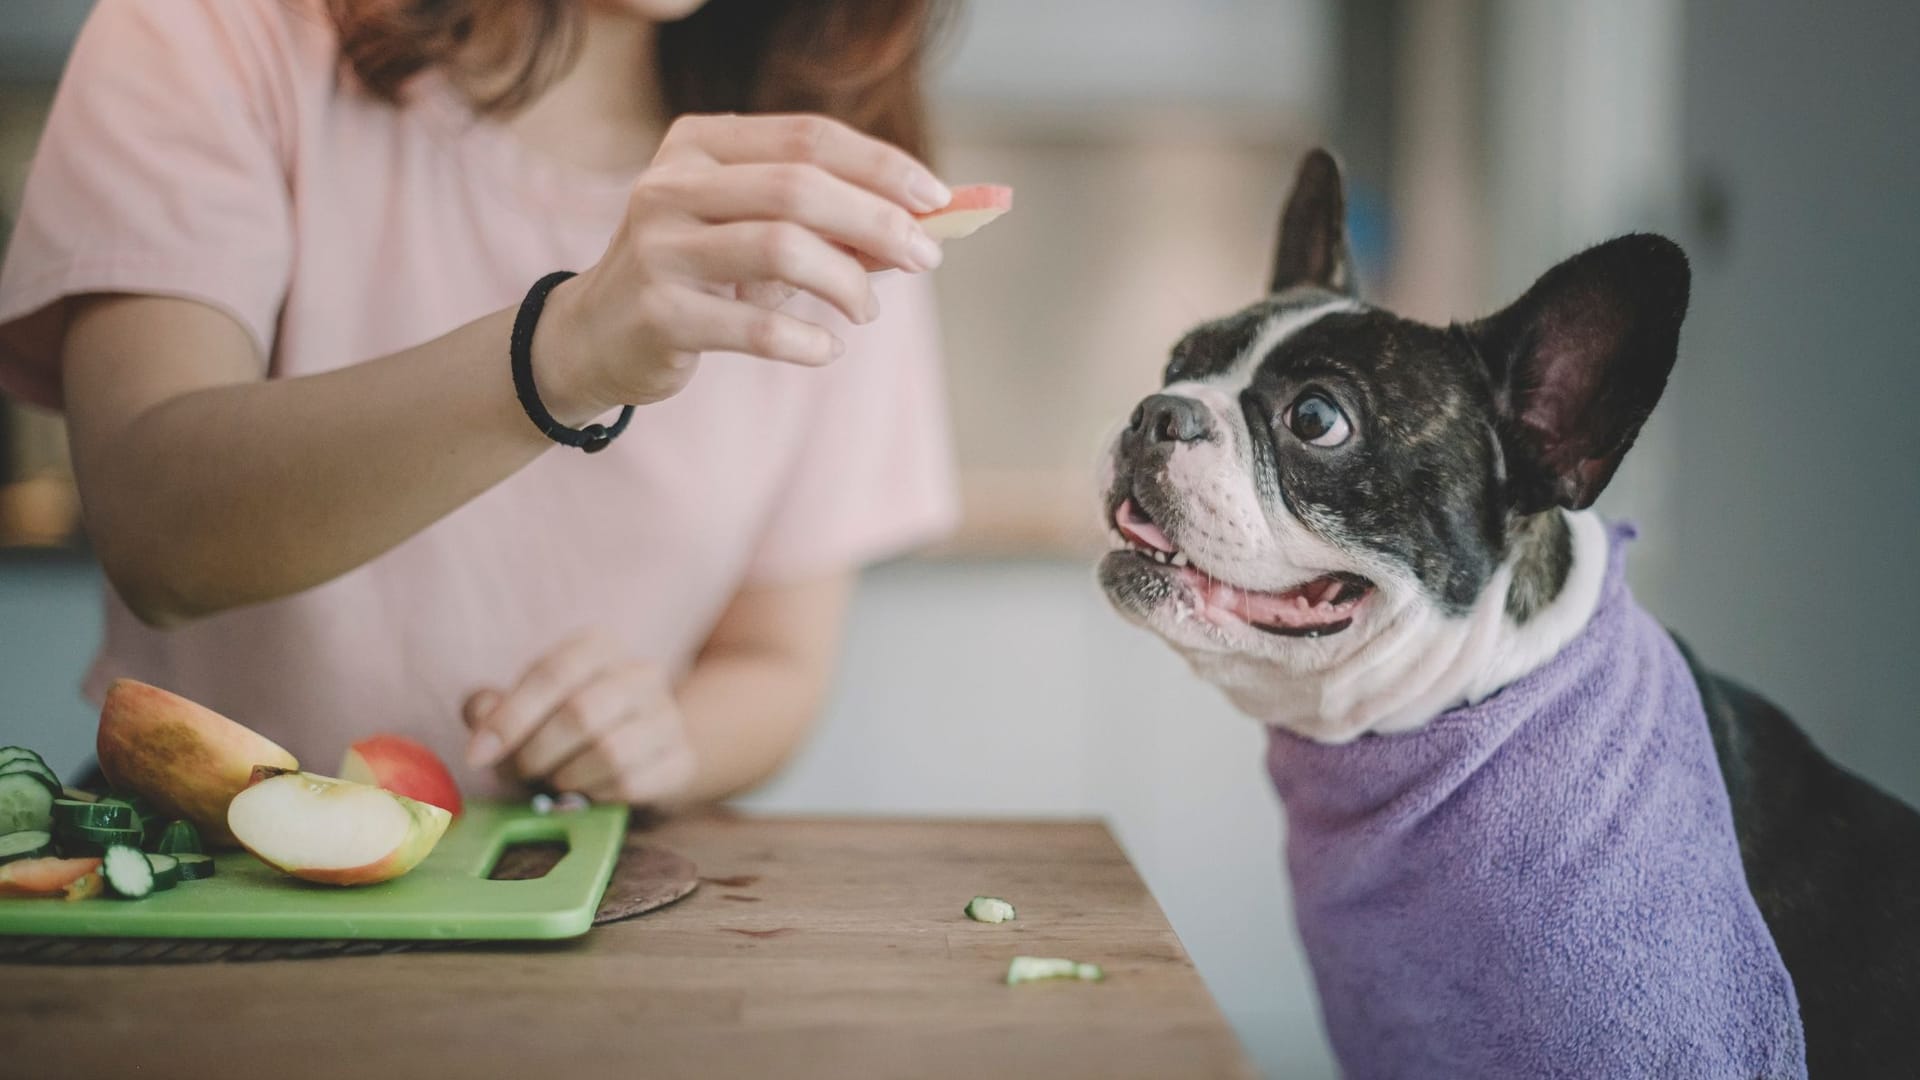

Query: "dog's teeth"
<box><xmin>1171</xmin><ymin>552</ymin><xmax>1189</xmax><ymax>567</ymax></box>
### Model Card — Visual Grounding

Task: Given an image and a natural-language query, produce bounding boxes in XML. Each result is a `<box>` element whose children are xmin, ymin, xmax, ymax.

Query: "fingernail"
<box><xmin>864</xmin><ymin>292</ymin><xmax>882</xmax><ymax>323</ymax></box>
<box><xmin>830</xmin><ymin>335</ymin><xmax>847</xmax><ymax>359</ymax></box>
<box><xmin>467</xmin><ymin>731</ymin><xmax>502</xmax><ymax>767</ymax></box>
<box><xmin>908</xmin><ymin>172</ymin><xmax>951</xmax><ymax>213</ymax></box>
<box><xmin>908</xmin><ymin>231</ymin><xmax>943</xmax><ymax>271</ymax></box>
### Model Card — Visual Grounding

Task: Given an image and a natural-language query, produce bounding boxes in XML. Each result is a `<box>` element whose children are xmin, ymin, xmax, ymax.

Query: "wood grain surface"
<box><xmin>0</xmin><ymin>814</ymin><xmax>1254</xmax><ymax>1079</ymax></box>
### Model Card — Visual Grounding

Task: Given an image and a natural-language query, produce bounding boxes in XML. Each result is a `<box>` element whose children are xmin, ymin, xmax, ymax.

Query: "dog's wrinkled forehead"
<box><xmin>1163</xmin><ymin>288</ymin><xmax>1357</xmax><ymax>387</ymax></box>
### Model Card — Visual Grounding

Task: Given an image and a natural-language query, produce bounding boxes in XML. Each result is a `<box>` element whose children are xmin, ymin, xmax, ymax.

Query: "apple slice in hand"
<box><xmin>340</xmin><ymin>735</ymin><xmax>463</xmax><ymax>817</ymax></box>
<box><xmin>855</xmin><ymin>184</ymin><xmax>1013</xmax><ymax>271</ymax></box>
<box><xmin>916</xmin><ymin>183</ymin><xmax>1013</xmax><ymax>242</ymax></box>
<box><xmin>228</xmin><ymin>768</ymin><xmax>451</xmax><ymax>887</ymax></box>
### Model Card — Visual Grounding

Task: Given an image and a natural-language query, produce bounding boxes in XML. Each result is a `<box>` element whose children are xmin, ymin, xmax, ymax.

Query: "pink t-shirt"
<box><xmin>0</xmin><ymin>0</ymin><xmax>957</xmax><ymax>794</ymax></box>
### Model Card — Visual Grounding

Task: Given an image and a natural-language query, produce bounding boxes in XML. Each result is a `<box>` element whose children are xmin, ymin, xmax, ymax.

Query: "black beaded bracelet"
<box><xmin>510</xmin><ymin>270</ymin><xmax>633</xmax><ymax>454</ymax></box>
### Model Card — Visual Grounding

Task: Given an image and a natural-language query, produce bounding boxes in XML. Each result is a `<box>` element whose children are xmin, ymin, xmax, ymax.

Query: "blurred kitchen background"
<box><xmin>3</xmin><ymin>1</ymin><xmax>1917</xmax><ymax>1075</ymax></box>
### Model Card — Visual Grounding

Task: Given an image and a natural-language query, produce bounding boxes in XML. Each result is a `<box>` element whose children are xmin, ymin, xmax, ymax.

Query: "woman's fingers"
<box><xmin>465</xmin><ymin>629</ymin><xmax>622</xmax><ymax>767</ymax></box>
<box><xmin>651</xmin><ymin>163</ymin><xmax>942</xmax><ymax>274</ymax></box>
<box><xmin>508</xmin><ymin>661</ymin><xmax>658</xmax><ymax>781</ymax></box>
<box><xmin>736</xmin><ymin>281</ymin><xmax>800</xmax><ymax>311</ymax></box>
<box><xmin>550</xmin><ymin>711</ymin><xmax>696</xmax><ymax>804</ymax></box>
<box><xmin>462</xmin><ymin>689</ymin><xmax>503</xmax><ymax>731</ymax></box>
<box><xmin>643</xmin><ymin>284</ymin><xmax>843</xmax><ymax>366</ymax></box>
<box><xmin>665</xmin><ymin>113</ymin><xmax>950</xmax><ymax>215</ymax></box>
<box><xmin>672</xmin><ymin>221</ymin><xmax>874</xmax><ymax>326</ymax></box>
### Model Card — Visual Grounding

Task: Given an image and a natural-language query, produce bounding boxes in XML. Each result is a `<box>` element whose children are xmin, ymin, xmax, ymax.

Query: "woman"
<box><xmin>0</xmin><ymin>0</ymin><xmax>960</xmax><ymax>805</ymax></box>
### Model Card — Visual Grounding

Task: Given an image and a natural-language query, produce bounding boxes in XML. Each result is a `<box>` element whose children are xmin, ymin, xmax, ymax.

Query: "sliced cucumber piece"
<box><xmin>0</xmin><ymin>747</ymin><xmax>51</xmax><ymax>773</ymax></box>
<box><xmin>0</xmin><ymin>829</ymin><xmax>52</xmax><ymax>863</ymax></box>
<box><xmin>0</xmin><ymin>772</ymin><xmax>55</xmax><ymax>835</ymax></box>
<box><xmin>53</xmin><ymin>798</ymin><xmax>135</xmax><ymax>831</ymax></box>
<box><xmin>144</xmin><ymin>852</ymin><xmax>181</xmax><ymax>891</ymax></box>
<box><xmin>0</xmin><ymin>759</ymin><xmax>61</xmax><ymax>794</ymax></box>
<box><xmin>153</xmin><ymin>819</ymin><xmax>201</xmax><ymax>855</ymax></box>
<box><xmin>61</xmin><ymin>821</ymin><xmax>143</xmax><ymax>844</ymax></box>
<box><xmin>173</xmin><ymin>853</ymin><xmax>216</xmax><ymax>881</ymax></box>
<box><xmin>1005</xmin><ymin>956</ymin><xmax>1106</xmax><ymax>986</ymax></box>
<box><xmin>102</xmin><ymin>844</ymin><xmax>154</xmax><ymax>899</ymax></box>
<box><xmin>964</xmin><ymin>896</ymin><xmax>1017</xmax><ymax>924</ymax></box>
<box><xmin>59</xmin><ymin>787</ymin><xmax>100</xmax><ymax>804</ymax></box>
<box><xmin>57</xmin><ymin>822</ymin><xmax>144</xmax><ymax>855</ymax></box>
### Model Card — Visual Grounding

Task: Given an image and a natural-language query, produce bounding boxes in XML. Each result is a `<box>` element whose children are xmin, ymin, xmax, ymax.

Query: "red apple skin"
<box><xmin>228</xmin><ymin>771</ymin><xmax>452</xmax><ymax>887</ymax></box>
<box><xmin>339</xmin><ymin>735</ymin><xmax>463</xmax><ymax>817</ymax></box>
<box><xmin>96</xmin><ymin>679</ymin><xmax>299</xmax><ymax>847</ymax></box>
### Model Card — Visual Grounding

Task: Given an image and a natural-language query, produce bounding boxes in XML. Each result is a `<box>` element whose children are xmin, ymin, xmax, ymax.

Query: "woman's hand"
<box><xmin>461</xmin><ymin>630</ymin><xmax>697</xmax><ymax>805</ymax></box>
<box><xmin>533</xmin><ymin>113</ymin><xmax>952</xmax><ymax>422</ymax></box>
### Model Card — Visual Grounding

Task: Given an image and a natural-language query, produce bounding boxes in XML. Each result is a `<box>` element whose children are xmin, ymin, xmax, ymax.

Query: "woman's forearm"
<box><xmin>668</xmin><ymin>572</ymin><xmax>853</xmax><ymax>803</ymax></box>
<box><xmin>62</xmin><ymin>294</ymin><xmax>609</xmax><ymax>625</ymax></box>
<box><xmin>672</xmin><ymin>644</ymin><xmax>833</xmax><ymax>803</ymax></box>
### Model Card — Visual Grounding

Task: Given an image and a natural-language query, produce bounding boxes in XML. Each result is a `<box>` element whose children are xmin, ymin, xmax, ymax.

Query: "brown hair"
<box><xmin>327</xmin><ymin>0</ymin><xmax>952</xmax><ymax>160</ymax></box>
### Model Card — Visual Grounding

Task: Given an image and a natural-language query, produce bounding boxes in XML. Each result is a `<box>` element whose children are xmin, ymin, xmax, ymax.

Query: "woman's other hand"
<box><xmin>462</xmin><ymin>629</ymin><xmax>697</xmax><ymax>806</ymax></box>
<box><xmin>532</xmin><ymin>113</ymin><xmax>952</xmax><ymax>422</ymax></box>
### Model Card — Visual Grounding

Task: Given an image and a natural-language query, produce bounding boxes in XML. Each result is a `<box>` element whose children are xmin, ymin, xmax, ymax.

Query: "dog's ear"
<box><xmin>1468</xmin><ymin>233</ymin><xmax>1690</xmax><ymax>514</ymax></box>
<box><xmin>1271</xmin><ymin>149</ymin><xmax>1357</xmax><ymax>296</ymax></box>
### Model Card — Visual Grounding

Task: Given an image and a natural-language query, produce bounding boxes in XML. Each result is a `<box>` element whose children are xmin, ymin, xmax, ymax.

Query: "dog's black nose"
<box><xmin>1130</xmin><ymin>394</ymin><xmax>1213</xmax><ymax>444</ymax></box>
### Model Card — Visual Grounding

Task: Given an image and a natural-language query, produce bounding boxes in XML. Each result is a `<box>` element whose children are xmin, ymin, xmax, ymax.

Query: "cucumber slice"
<box><xmin>144</xmin><ymin>852</ymin><xmax>181</xmax><ymax>891</ymax></box>
<box><xmin>153</xmin><ymin>819</ymin><xmax>202</xmax><ymax>855</ymax></box>
<box><xmin>60</xmin><ymin>787</ymin><xmax>100</xmax><ymax>804</ymax></box>
<box><xmin>0</xmin><ymin>759</ymin><xmax>61</xmax><ymax>794</ymax></box>
<box><xmin>173</xmin><ymin>853</ymin><xmax>216</xmax><ymax>881</ymax></box>
<box><xmin>57</xmin><ymin>822</ymin><xmax>144</xmax><ymax>855</ymax></box>
<box><xmin>53</xmin><ymin>798</ymin><xmax>135</xmax><ymax>831</ymax></box>
<box><xmin>0</xmin><ymin>829</ymin><xmax>52</xmax><ymax>863</ymax></box>
<box><xmin>0</xmin><ymin>772</ymin><xmax>55</xmax><ymax>835</ymax></box>
<box><xmin>964</xmin><ymin>896</ymin><xmax>1017</xmax><ymax>924</ymax></box>
<box><xmin>0</xmin><ymin>747</ymin><xmax>51</xmax><ymax>773</ymax></box>
<box><xmin>1005</xmin><ymin>956</ymin><xmax>1106</xmax><ymax>986</ymax></box>
<box><xmin>102</xmin><ymin>844</ymin><xmax>154</xmax><ymax>899</ymax></box>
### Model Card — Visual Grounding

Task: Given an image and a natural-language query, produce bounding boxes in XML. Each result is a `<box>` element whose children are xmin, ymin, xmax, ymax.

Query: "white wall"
<box><xmin>935</xmin><ymin>0</ymin><xmax>1332</xmax><ymax>115</ymax></box>
<box><xmin>0</xmin><ymin>559</ymin><xmax>99</xmax><ymax>774</ymax></box>
<box><xmin>1658</xmin><ymin>0</ymin><xmax>1920</xmax><ymax>804</ymax></box>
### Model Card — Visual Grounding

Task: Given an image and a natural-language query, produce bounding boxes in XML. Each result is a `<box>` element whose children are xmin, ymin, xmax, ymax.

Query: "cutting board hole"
<box><xmin>487</xmin><ymin>839</ymin><xmax>571</xmax><ymax>881</ymax></box>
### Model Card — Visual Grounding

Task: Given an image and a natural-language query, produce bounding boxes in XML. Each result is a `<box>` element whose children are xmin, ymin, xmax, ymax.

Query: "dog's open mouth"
<box><xmin>1112</xmin><ymin>498</ymin><xmax>1374</xmax><ymax>638</ymax></box>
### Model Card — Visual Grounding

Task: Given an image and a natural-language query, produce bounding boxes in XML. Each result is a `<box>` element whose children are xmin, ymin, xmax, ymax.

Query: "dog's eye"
<box><xmin>1283</xmin><ymin>392</ymin><xmax>1351</xmax><ymax>447</ymax></box>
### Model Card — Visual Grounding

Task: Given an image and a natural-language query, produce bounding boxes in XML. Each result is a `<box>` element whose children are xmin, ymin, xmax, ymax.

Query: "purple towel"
<box><xmin>1267</xmin><ymin>523</ymin><xmax>1805</xmax><ymax>1079</ymax></box>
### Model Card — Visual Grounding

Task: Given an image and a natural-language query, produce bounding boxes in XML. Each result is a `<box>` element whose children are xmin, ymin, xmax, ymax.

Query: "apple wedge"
<box><xmin>96</xmin><ymin>679</ymin><xmax>299</xmax><ymax>848</ymax></box>
<box><xmin>849</xmin><ymin>183</ymin><xmax>1012</xmax><ymax>271</ymax></box>
<box><xmin>340</xmin><ymin>735</ymin><xmax>463</xmax><ymax>817</ymax></box>
<box><xmin>0</xmin><ymin>856</ymin><xmax>103</xmax><ymax>898</ymax></box>
<box><xmin>227</xmin><ymin>768</ymin><xmax>451</xmax><ymax>887</ymax></box>
<box><xmin>916</xmin><ymin>183</ymin><xmax>1013</xmax><ymax>242</ymax></box>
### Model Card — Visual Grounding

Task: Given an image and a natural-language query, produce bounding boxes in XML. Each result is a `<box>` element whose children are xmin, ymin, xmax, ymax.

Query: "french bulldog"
<box><xmin>1098</xmin><ymin>149</ymin><xmax>1920</xmax><ymax>1079</ymax></box>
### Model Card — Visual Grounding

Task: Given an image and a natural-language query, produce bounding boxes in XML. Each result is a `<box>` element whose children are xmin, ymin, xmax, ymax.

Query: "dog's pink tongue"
<box><xmin>1116</xmin><ymin>499</ymin><xmax>1176</xmax><ymax>553</ymax></box>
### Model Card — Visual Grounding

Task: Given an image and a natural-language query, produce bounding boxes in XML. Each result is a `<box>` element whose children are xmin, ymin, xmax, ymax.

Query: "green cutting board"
<box><xmin>0</xmin><ymin>800</ymin><xmax>628</xmax><ymax>940</ymax></box>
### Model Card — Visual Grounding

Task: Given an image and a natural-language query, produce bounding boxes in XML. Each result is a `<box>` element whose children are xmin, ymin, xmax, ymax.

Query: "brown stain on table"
<box><xmin>700</xmin><ymin>874</ymin><xmax>760</xmax><ymax>888</ymax></box>
<box><xmin>8</xmin><ymin>815</ymin><xmax>1255</xmax><ymax>1079</ymax></box>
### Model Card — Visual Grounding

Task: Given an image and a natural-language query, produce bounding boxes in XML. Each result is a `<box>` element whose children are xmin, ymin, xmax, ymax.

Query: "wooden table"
<box><xmin>2</xmin><ymin>815</ymin><xmax>1255</xmax><ymax>1079</ymax></box>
